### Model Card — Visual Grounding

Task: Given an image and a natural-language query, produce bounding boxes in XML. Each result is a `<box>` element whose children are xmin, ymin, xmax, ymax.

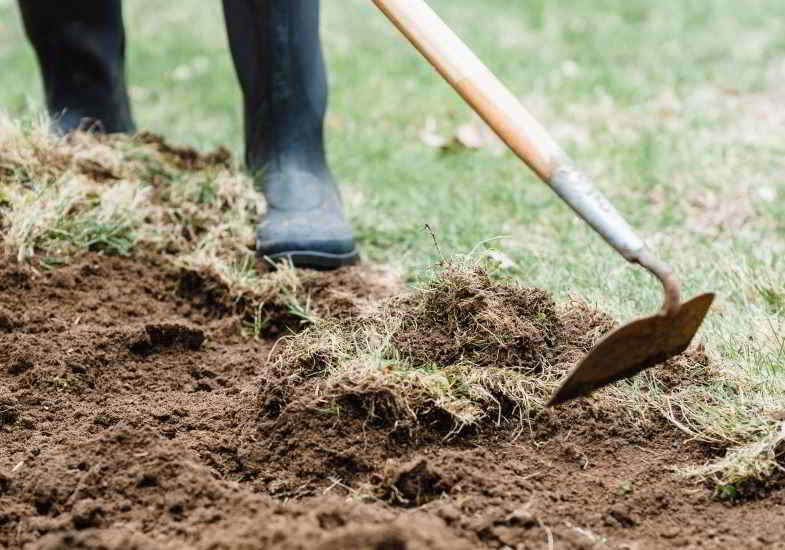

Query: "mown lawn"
<box><xmin>1</xmin><ymin>0</ymin><xmax>783</xmax><ymax>489</ymax></box>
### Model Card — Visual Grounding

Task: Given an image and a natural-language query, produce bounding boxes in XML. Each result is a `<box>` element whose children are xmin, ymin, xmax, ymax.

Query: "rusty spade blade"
<box><xmin>372</xmin><ymin>0</ymin><xmax>716</xmax><ymax>406</ymax></box>
<box><xmin>547</xmin><ymin>292</ymin><xmax>715</xmax><ymax>407</ymax></box>
<box><xmin>545</xmin><ymin>246</ymin><xmax>715</xmax><ymax>407</ymax></box>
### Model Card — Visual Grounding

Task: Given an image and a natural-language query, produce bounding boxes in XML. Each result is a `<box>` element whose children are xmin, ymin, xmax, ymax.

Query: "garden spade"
<box><xmin>372</xmin><ymin>0</ymin><xmax>715</xmax><ymax>406</ymax></box>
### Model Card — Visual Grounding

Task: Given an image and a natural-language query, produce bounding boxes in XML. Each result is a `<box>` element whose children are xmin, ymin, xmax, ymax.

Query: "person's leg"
<box><xmin>222</xmin><ymin>0</ymin><xmax>357</xmax><ymax>269</ymax></box>
<box><xmin>18</xmin><ymin>0</ymin><xmax>134</xmax><ymax>134</ymax></box>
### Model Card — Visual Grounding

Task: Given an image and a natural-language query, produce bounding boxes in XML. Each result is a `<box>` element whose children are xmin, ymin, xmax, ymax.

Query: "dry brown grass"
<box><xmin>264</xmin><ymin>257</ymin><xmax>667</xmax><ymax>439</ymax></box>
<box><xmin>0</xmin><ymin>116</ymin><xmax>346</xmax><ymax>336</ymax></box>
<box><xmin>0</xmin><ymin>115</ymin><xmax>259</xmax><ymax>283</ymax></box>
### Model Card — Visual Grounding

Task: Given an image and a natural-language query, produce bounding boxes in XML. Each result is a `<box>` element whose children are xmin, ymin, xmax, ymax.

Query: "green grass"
<box><xmin>1</xmin><ymin>1</ymin><xmax>784</xmax><ymax>487</ymax></box>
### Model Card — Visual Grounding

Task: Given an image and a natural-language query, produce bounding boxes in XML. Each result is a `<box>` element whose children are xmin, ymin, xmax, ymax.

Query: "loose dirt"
<box><xmin>1</xmin><ymin>252</ymin><xmax>784</xmax><ymax>550</ymax></box>
<box><xmin>1</xmin><ymin>131</ymin><xmax>783</xmax><ymax>549</ymax></box>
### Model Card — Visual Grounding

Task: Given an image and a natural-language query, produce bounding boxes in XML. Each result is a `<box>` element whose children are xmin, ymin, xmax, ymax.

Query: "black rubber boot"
<box><xmin>18</xmin><ymin>0</ymin><xmax>135</xmax><ymax>134</ymax></box>
<box><xmin>222</xmin><ymin>0</ymin><xmax>358</xmax><ymax>269</ymax></box>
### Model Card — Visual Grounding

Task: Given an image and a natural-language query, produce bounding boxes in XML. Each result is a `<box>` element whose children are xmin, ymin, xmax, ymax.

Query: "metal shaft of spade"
<box><xmin>372</xmin><ymin>0</ymin><xmax>715</xmax><ymax>406</ymax></box>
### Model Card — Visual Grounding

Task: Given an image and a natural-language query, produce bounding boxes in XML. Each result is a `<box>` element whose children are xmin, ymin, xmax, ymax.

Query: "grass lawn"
<box><xmin>1</xmin><ymin>0</ymin><xmax>784</xmax><ymax>489</ymax></box>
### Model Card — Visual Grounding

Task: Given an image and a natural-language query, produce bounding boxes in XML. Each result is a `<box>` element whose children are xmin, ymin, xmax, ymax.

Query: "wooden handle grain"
<box><xmin>372</xmin><ymin>0</ymin><xmax>564</xmax><ymax>180</ymax></box>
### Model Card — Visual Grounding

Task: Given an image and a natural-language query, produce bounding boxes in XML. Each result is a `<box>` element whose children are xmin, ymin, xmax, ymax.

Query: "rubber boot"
<box><xmin>18</xmin><ymin>0</ymin><xmax>135</xmax><ymax>134</ymax></box>
<box><xmin>222</xmin><ymin>0</ymin><xmax>358</xmax><ymax>269</ymax></box>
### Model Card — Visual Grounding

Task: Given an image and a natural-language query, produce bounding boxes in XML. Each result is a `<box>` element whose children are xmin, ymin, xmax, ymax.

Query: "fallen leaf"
<box><xmin>418</xmin><ymin>117</ymin><xmax>450</xmax><ymax>148</ymax></box>
<box><xmin>419</xmin><ymin>114</ymin><xmax>505</xmax><ymax>155</ymax></box>
<box><xmin>455</xmin><ymin>115</ymin><xmax>506</xmax><ymax>154</ymax></box>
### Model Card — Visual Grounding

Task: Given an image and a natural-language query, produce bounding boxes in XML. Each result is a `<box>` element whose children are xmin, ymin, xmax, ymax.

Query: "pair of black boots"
<box><xmin>18</xmin><ymin>0</ymin><xmax>358</xmax><ymax>269</ymax></box>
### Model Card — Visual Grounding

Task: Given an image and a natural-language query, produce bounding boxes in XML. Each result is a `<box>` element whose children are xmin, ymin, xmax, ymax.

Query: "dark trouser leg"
<box><xmin>18</xmin><ymin>0</ymin><xmax>134</xmax><ymax>134</ymax></box>
<box><xmin>222</xmin><ymin>0</ymin><xmax>358</xmax><ymax>269</ymax></box>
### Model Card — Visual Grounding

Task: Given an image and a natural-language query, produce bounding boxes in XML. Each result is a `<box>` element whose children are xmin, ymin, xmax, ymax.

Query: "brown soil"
<box><xmin>2</xmin><ymin>253</ymin><xmax>784</xmax><ymax>549</ymax></box>
<box><xmin>388</xmin><ymin>264</ymin><xmax>615</xmax><ymax>371</ymax></box>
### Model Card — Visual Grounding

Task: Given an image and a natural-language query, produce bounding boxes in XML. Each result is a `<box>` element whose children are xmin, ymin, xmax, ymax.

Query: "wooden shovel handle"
<box><xmin>372</xmin><ymin>0</ymin><xmax>562</xmax><ymax>181</ymax></box>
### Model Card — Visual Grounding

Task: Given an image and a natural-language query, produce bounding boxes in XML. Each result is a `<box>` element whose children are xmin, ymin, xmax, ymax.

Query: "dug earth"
<box><xmin>1</xmin><ymin>254</ymin><xmax>783</xmax><ymax>550</ymax></box>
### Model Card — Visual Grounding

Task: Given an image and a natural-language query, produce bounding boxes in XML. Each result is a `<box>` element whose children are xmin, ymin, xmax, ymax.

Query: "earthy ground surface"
<box><xmin>4</xmin><ymin>1</ymin><xmax>785</xmax><ymax>545</ymax></box>
<box><xmin>1</xmin><ymin>249</ymin><xmax>783</xmax><ymax>550</ymax></box>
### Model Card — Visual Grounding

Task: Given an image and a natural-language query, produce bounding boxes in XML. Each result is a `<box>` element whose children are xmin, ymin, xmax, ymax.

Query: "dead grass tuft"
<box><xmin>389</xmin><ymin>262</ymin><xmax>565</xmax><ymax>370</ymax></box>
<box><xmin>0</xmin><ymin>114</ymin><xmax>351</xmax><ymax>336</ymax></box>
<box><xmin>0</xmin><ymin>114</ymin><xmax>259</xmax><ymax>283</ymax></box>
<box><xmin>266</xmin><ymin>258</ymin><xmax>646</xmax><ymax>438</ymax></box>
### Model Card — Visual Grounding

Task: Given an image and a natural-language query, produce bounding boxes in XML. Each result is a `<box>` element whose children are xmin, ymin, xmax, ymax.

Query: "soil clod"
<box><xmin>125</xmin><ymin>322</ymin><xmax>205</xmax><ymax>355</ymax></box>
<box><xmin>380</xmin><ymin>458</ymin><xmax>452</xmax><ymax>507</ymax></box>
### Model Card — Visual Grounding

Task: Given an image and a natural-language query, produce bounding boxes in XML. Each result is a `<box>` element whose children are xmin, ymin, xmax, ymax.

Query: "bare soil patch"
<box><xmin>1</xmin><ymin>252</ymin><xmax>783</xmax><ymax>550</ymax></box>
<box><xmin>1</xmin><ymin>130</ymin><xmax>783</xmax><ymax>548</ymax></box>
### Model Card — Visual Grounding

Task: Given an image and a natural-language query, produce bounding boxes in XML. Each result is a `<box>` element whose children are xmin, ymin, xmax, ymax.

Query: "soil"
<box><xmin>1</xmin><ymin>253</ymin><xmax>784</xmax><ymax>549</ymax></box>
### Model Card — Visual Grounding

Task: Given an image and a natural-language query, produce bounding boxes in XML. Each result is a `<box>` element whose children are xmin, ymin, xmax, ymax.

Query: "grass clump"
<box><xmin>266</xmin><ymin>257</ymin><xmax>620</xmax><ymax>437</ymax></box>
<box><xmin>0</xmin><ymin>115</ymin><xmax>374</xmax><ymax>337</ymax></box>
<box><xmin>0</xmin><ymin>115</ymin><xmax>259</xmax><ymax>285</ymax></box>
<box><xmin>389</xmin><ymin>263</ymin><xmax>568</xmax><ymax>369</ymax></box>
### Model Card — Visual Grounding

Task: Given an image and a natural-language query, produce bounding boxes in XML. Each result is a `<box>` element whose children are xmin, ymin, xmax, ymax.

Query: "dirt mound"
<box><xmin>2</xmin><ymin>252</ymin><xmax>783</xmax><ymax>548</ymax></box>
<box><xmin>389</xmin><ymin>263</ymin><xmax>577</xmax><ymax>369</ymax></box>
<box><xmin>262</xmin><ymin>261</ymin><xmax>628</xmax><ymax>445</ymax></box>
<box><xmin>124</xmin><ymin>322</ymin><xmax>206</xmax><ymax>355</ymax></box>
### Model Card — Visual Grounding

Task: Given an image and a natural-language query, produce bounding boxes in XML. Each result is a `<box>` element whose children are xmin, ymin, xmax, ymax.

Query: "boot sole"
<box><xmin>263</xmin><ymin>249</ymin><xmax>360</xmax><ymax>270</ymax></box>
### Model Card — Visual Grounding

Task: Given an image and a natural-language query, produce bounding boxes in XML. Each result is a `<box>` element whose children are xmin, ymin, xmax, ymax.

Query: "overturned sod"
<box><xmin>1</xmin><ymin>123</ymin><xmax>784</xmax><ymax>548</ymax></box>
